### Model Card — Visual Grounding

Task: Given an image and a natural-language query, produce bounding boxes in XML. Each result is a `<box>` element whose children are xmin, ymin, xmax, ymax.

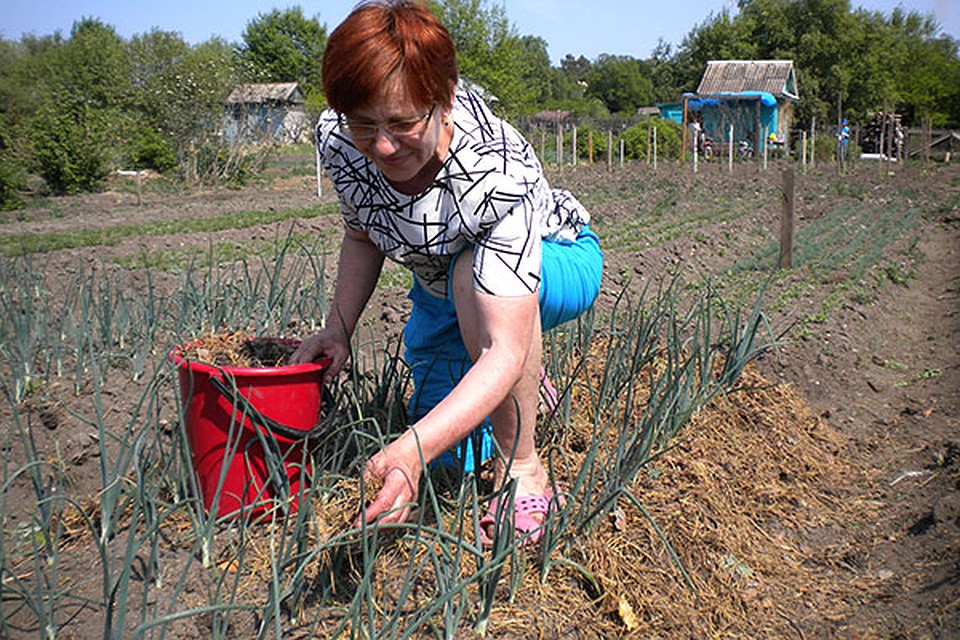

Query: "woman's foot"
<box><xmin>479</xmin><ymin>487</ymin><xmax>559</xmax><ymax>548</ymax></box>
<box><xmin>480</xmin><ymin>455</ymin><xmax>558</xmax><ymax>547</ymax></box>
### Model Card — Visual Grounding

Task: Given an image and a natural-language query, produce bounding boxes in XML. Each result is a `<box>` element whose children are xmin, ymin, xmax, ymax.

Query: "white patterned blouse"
<box><xmin>317</xmin><ymin>90</ymin><xmax>589</xmax><ymax>299</ymax></box>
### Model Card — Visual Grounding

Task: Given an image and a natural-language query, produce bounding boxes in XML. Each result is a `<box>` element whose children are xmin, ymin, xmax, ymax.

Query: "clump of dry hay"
<box><xmin>209</xmin><ymin>338</ymin><xmax>879</xmax><ymax>638</ymax></box>
<box><xmin>289</xmin><ymin>363</ymin><xmax>872</xmax><ymax>638</ymax></box>
<box><xmin>478</xmin><ymin>364</ymin><xmax>876</xmax><ymax>638</ymax></box>
<box><xmin>179</xmin><ymin>330</ymin><xmax>298</xmax><ymax>368</ymax></box>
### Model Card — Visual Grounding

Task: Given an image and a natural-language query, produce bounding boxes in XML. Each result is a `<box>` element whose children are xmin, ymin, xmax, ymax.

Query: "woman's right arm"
<box><xmin>291</xmin><ymin>227</ymin><xmax>384</xmax><ymax>376</ymax></box>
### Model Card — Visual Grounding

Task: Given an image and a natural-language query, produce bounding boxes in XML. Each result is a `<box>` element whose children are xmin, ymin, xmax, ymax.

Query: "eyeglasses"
<box><xmin>340</xmin><ymin>106</ymin><xmax>435</xmax><ymax>142</ymax></box>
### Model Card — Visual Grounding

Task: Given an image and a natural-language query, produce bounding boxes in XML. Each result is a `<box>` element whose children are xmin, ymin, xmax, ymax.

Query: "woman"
<box><xmin>291</xmin><ymin>0</ymin><xmax>602</xmax><ymax>545</ymax></box>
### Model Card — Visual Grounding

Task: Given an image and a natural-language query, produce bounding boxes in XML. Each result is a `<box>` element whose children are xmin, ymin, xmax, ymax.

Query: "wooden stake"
<box><xmin>779</xmin><ymin>167</ymin><xmax>795</xmax><ymax>269</ymax></box>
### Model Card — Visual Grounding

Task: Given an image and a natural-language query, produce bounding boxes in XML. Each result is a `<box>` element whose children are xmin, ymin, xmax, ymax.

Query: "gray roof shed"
<box><xmin>696</xmin><ymin>60</ymin><xmax>799</xmax><ymax>101</ymax></box>
<box><xmin>226</xmin><ymin>82</ymin><xmax>305</xmax><ymax>105</ymax></box>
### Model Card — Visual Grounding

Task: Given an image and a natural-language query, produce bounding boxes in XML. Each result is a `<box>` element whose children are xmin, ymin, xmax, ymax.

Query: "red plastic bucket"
<box><xmin>171</xmin><ymin>338</ymin><xmax>331</xmax><ymax>520</ymax></box>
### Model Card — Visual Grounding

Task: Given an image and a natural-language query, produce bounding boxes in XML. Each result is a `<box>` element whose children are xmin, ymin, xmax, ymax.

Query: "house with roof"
<box><xmin>682</xmin><ymin>60</ymin><xmax>799</xmax><ymax>154</ymax></box>
<box><xmin>224</xmin><ymin>82</ymin><xmax>310</xmax><ymax>144</ymax></box>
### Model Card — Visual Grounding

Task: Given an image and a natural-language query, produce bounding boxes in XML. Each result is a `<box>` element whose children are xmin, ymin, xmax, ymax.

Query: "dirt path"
<box><xmin>763</xmin><ymin>206</ymin><xmax>960</xmax><ymax>636</ymax></box>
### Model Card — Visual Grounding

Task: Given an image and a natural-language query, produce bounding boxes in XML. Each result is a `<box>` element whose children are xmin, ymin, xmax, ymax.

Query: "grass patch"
<box><xmin>724</xmin><ymin>202</ymin><xmax>922</xmax><ymax>318</ymax></box>
<box><xmin>377</xmin><ymin>264</ymin><xmax>414</xmax><ymax>291</ymax></box>
<box><xmin>111</xmin><ymin>228</ymin><xmax>342</xmax><ymax>272</ymax></box>
<box><xmin>0</xmin><ymin>203</ymin><xmax>339</xmax><ymax>256</ymax></box>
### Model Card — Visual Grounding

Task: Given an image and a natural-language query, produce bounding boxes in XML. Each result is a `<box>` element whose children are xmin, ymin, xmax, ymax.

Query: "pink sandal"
<box><xmin>539</xmin><ymin>367</ymin><xmax>559</xmax><ymax>415</ymax></box>
<box><xmin>479</xmin><ymin>489</ymin><xmax>559</xmax><ymax>549</ymax></box>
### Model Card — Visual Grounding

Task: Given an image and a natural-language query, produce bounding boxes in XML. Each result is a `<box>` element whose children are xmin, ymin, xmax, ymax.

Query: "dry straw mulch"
<box><xmin>178</xmin><ymin>330</ymin><xmax>298</xmax><ymax>368</ymax></box>
<box><xmin>477</xmin><ymin>364</ymin><xmax>876</xmax><ymax>638</ymax></box>
<box><xmin>225</xmin><ymin>361</ymin><xmax>876</xmax><ymax>637</ymax></box>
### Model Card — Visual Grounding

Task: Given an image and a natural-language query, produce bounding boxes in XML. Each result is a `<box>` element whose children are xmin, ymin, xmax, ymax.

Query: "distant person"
<box><xmin>838</xmin><ymin>118</ymin><xmax>851</xmax><ymax>162</ymax></box>
<box><xmin>291</xmin><ymin>0</ymin><xmax>602</xmax><ymax>547</ymax></box>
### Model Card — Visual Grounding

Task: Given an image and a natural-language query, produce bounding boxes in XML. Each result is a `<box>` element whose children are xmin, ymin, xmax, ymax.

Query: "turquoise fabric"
<box><xmin>404</xmin><ymin>226</ymin><xmax>602</xmax><ymax>473</ymax></box>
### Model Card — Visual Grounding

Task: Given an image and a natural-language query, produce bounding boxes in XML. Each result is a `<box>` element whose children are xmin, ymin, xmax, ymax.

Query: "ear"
<box><xmin>441</xmin><ymin>86</ymin><xmax>456</xmax><ymax>125</ymax></box>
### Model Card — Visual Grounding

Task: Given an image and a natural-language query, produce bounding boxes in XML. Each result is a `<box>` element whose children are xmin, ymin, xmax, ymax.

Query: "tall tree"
<box><xmin>143</xmin><ymin>37</ymin><xmax>245</xmax><ymax>180</ymax></box>
<box><xmin>670</xmin><ymin>0</ymin><xmax>960</xmax><ymax>127</ymax></box>
<box><xmin>513</xmin><ymin>35</ymin><xmax>554</xmax><ymax>111</ymax></box>
<box><xmin>588</xmin><ymin>54</ymin><xmax>653</xmax><ymax>115</ymax></box>
<box><xmin>647</xmin><ymin>40</ymin><xmax>684</xmax><ymax>104</ymax></box>
<box><xmin>240</xmin><ymin>7</ymin><xmax>325</xmax><ymax>97</ymax></box>
<box><xmin>428</xmin><ymin>0</ymin><xmax>548</xmax><ymax>114</ymax></box>
<box><xmin>674</xmin><ymin>7</ymin><xmax>756</xmax><ymax>93</ymax></box>
<box><xmin>125</xmin><ymin>29</ymin><xmax>193</xmax><ymax>171</ymax></box>
<box><xmin>884</xmin><ymin>9</ymin><xmax>959</xmax><ymax>126</ymax></box>
<box><xmin>30</xmin><ymin>18</ymin><xmax>132</xmax><ymax>193</ymax></box>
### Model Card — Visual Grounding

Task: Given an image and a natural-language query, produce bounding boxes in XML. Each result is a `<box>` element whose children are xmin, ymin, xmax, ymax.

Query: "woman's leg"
<box><xmin>450</xmin><ymin>250</ymin><xmax>549</xmax><ymax>498</ymax></box>
<box><xmin>539</xmin><ymin>225</ymin><xmax>603</xmax><ymax>332</ymax></box>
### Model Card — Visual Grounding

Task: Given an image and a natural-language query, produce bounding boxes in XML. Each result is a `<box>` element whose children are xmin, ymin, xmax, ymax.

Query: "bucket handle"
<box><xmin>209</xmin><ymin>376</ymin><xmax>335</xmax><ymax>443</ymax></box>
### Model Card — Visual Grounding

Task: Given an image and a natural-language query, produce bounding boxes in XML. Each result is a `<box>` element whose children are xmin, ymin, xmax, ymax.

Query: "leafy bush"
<box><xmin>30</xmin><ymin>101</ymin><xmax>116</xmax><ymax>195</ymax></box>
<box><xmin>127</xmin><ymin>124</ymin><xmax>177</xmax><ymax>173</ymax></box>
<box><xmin>813</xmin><ymin>133</ymin><xmax>854</xmax><ymax>163</ymax></box>
<box><xmin>0</xmin><ymin>150</ymin><xmax>26</xmax><ymax>210</ymax></box>
<box><xmin>621</xmin><ymin>118</ymin><xmax>682</xmax><ymax>161</ymax></box>
<box><xmin>569</xmin><ymin>123</ymin><xmax>608</xmax><ymax>162</ymax></box>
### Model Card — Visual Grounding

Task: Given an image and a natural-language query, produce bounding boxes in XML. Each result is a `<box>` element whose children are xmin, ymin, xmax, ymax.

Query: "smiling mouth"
<box><xmin>376</xmin><ymin>153</ymin><xmax>412</xmax><ymax>171</ymax></box>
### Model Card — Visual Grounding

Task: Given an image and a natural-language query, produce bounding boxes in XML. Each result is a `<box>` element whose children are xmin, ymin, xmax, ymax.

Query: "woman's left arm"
<box><xmin>358</xmin><ymin>290</ymin><xmax>539</xmax><ymax>525</ymax></box>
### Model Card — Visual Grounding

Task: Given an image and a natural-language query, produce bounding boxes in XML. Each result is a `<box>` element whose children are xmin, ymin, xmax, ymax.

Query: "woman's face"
<box><xmin>343</xmin><ymin>77</ymin><xmax>450</xmax><ymax>187</ymax></box>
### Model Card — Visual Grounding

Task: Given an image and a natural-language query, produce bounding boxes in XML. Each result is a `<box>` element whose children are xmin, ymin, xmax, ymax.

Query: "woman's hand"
<box><xmin>355</xmin><ymin>441</ymin><xmax>422</xmax><ymax>527</ymax></box>
<box><xmin>290</xmin><ymin>330</ymin><xmax>349</xmax><ymax>383</ymax></box>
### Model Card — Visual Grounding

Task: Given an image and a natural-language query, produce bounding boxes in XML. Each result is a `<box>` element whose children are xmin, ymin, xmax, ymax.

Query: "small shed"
<box><xmin>224</xmin><ymin>82</ymin><xmax>310</xmax><ymax>144</ymax></box>
<box><xmin>685</xmin><ymin>60</ymin><xmax>799</xmax><ymax>154</ymax></box>
<box><xmin>656</xmin><ymin>102</ymin><xmax>684</xmax><ymax>122</ymax></box>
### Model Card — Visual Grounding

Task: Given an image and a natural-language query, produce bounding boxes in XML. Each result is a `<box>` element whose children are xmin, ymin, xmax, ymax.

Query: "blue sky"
<box><xmin>3</xmin><ymin>0</ymin><xmax>957</xmax><ymax>64</ymax></box>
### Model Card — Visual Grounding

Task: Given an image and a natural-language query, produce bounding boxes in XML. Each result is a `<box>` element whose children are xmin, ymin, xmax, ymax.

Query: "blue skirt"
<box><xmin>403</xmin><ymin>226</ymin><xmax>602</xmax><ymax>471</ymax></box>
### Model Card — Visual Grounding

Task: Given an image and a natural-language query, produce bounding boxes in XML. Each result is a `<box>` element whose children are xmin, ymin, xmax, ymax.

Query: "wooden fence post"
<box><xmin>811</xmin><ymin>117</ymin><xmax>816</xmax><ymax>169</ymax></box>
<box><xmin>728</xmin><ymin>123</ymin><xmax>734</xmax><ymax>174</ymax></box>
<box><xmin>573</xmin><ymin>126</ymin><xmax>578</xmax><ymax>167</ymax></box>
<box><xmin>646</xmin><ymin>127</ymin><xmax>651</xmax><ymax>166</ymax></box>
<box><xmin>652</xmin><ymin>127</ymin><xmax>658</xmax><ymax>170</ymax></box>
<box><xmin>801</xmin><ymin>130</ymin><xmax>808</xmax><ymax>173</ymax></box>
<box><xmin>556</xmin><ymin>124</ymin><xmax>563</xmax><ymax>167</ymax></box>
<box><xmin>607</xmin><ymin>130</ymin><xmax>612</xmax><ymax>170</ymax></box>
<box><xmin>779</xmin><ymin>167</ymin><xmax>795</xmax><ymax>269</ymax></box>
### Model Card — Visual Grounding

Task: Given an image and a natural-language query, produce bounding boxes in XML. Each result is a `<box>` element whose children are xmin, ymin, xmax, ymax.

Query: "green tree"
<box><xmin>512</xmin><ymin>35</ymin><xmax>554</xmax><ymax>112</ymax></box>
<box><xmin>29</xmin><ymin>18</ymin><xmax>131</xmax><ymax>194</ymax></box>
<box><xmin>884</xmin><ymin>10</ymin><xmax>959</xmax><ymax>126</ymax></box>
<box><xmin>588</xmin><ymin>54</ymin><xmax>653</xmax><ymax>115</ymax></box>
<box><xmin>552</xmin><ymin>54</ymin><xmax>591</xmax><ymax>101</ymax></box>
<box><xmin>673</xmin><ymin>8</ymin><xmax>756</xmax><ymax>93</ymax></box>
<box><xmin>240</xmin><ymin>7</ymin><xmax>325</xmax><ymax>97</ymax></box>
<box><xmin>647</xmin><ymin>40</ymin><xmax>684</xmax><ymax>104</ymax></box>
<box><xmin>621</xmin><ymin>118</ymin><xmax>682</xmax><ymax>160</ymax></box>
<box><xmin>124</xmin><ymin>29</ymin><xmax>192</xmax><ymax>171</ymax></box>
<box><xmin>128</xmin><ymin>28</ymin><xmax>192</xmax><ymax>91</ymax></box>
<box><xmin>668</xmin><ymin>0</ymin><xmax>960</xmax><ymax>128</ymax></box>
<box><xmin>140</xmin><ymin>38</ymin><xmax>245</xmax><ymax>183</ymax></box>
<box><xmin>0</xmin><ymin>38</ymin><xmax>32</xmax><ymax>207</ymax></box>
<box><xmin>428</xmin><ymin>0</ymin><xmax>547</xmax><ymax>115</ymax></box>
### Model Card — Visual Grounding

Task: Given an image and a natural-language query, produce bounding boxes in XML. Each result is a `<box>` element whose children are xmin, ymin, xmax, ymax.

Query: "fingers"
<box><xmin>289</xmin><ymin>336</ymin><xmax>322</xmax><ymax>365</ymax></box>
<box><xmin>290</xmin><ymin>334</ymin><xmax>349</xmax><ymax>382</ymax></box>
<box><xmin>354</xmin><ymin>466</ymin><xmax>416</xmax><ymax>527</ymax></box>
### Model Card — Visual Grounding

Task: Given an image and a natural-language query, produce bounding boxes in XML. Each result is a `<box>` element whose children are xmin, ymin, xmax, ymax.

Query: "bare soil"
<box><xmin>2</xmin><ymin>159</ymin><xmax>958</xmax><ymax>638</ymax></box>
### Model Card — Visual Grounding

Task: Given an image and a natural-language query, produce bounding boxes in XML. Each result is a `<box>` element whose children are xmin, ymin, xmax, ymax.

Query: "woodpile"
<box><xmin>860</xmin><ymin>111</ymin><xmax>904</xmax><ymax>159</ymax></box>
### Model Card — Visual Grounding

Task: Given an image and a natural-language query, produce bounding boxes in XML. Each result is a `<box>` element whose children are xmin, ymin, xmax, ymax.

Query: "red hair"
<box><xmin>322</xmin><ymin>1</ymin><xmax>458</xmax><ymax>113</ymax></box>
